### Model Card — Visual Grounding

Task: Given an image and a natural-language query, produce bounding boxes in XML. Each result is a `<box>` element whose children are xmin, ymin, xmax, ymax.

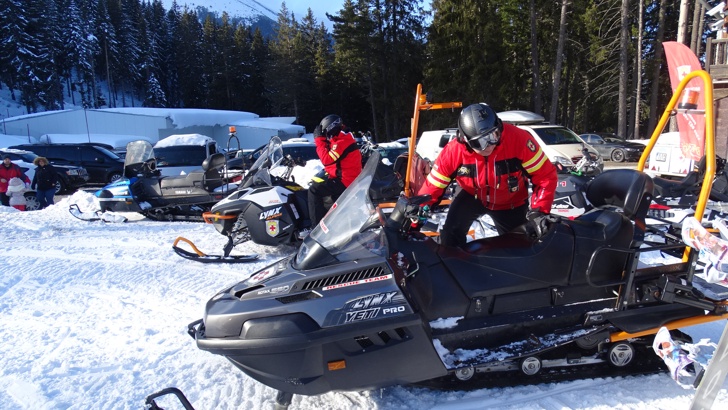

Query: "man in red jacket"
<box><xmin>308</xmin><ymin>114</ymin><xmax>363</xmax><ymax>226</ymax></box>
<box><xmin>0</xmin><ymin>155</ymin><xmax>31</xmax><ymax>207</ymax></box>
<box><xmin>418</xmin><ymin>103</ymin><xmax>557</xmax><ymax>247</ymax></box>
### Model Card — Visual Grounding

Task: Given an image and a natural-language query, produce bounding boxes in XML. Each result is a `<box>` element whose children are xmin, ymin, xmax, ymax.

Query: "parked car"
<box><xmin>373</xmin><ymin>142</ymin><xmax>408</xmax><ymax>166</ymax></box>
<box><xmin>578</xmin><ymin>133</ymin><xmax>645</xmax><ymax>162</ymax></box>
<box><xmin>498</xmin><ymin>111</ymin><xmax>604</xmax><ymax>172</ymax></box>
<box><xmin>242</xmin><ymin>138</ymin><xmax>319</xmax><ymax>169</ymax></box>
<box><xmin>415</xmin><ymin>128</ymin><xmax>459</xmax><ymax>162</ymax></box>
<box><xmin>153</xmin><ymin>134</ymin><xmax>227</xmax><ymax>176</ymax></box>
<box><xmin>8</xmin><ymin>143</ymin><xmax>125</xmax><ymax>184</ymax></box>
<box><xmin>0</xmin><ymin>148</ymin><xmax>90</xmax><ymax>194</ymax></box>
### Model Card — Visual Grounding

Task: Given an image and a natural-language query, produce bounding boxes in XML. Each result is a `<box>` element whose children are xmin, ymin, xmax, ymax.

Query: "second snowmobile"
<box><xmin>187</xmin><ymin>151</ymin><xmax>728</xmax><ymax>407</ymax></box>
<box><xmin>94</xmin><ymin>140</ymin><xmax>241</xmax><ymax>221</ymax></box>
<box><xmin>173</xmin><ymin>136</ymin><xmax>403</xmax><ymax>262</ymax></box>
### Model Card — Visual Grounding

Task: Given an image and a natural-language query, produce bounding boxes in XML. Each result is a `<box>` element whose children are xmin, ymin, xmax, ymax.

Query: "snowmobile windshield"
<box><xmin>242</xmin><ymin>137</ymin><xmax>284</xmax><ymax>188</ymax></box>
<box><xmin>125</xmin><ymin>140</ymin><xmax>155</xmax><ymax>167</ymax></box>
<box><xmin>294</xmin><ymin>152</ymin><xmax>387</xmax><ymax>270</ymax></box>
<box><xmin>123</xmin><ymin>140</ymin><xmax>155</xmax><ymax>178</ymax></box>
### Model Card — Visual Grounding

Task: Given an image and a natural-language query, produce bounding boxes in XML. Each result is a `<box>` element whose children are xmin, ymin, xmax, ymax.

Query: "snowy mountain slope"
<box><xmin>162</xmin><ymin>0</ymin><xmax>277</xmax><ymax>20</ymax></box>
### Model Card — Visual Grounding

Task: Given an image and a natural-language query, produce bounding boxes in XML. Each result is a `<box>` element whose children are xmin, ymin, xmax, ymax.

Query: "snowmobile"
<box><xmin>647</xmin><ymin>155</ymin><xmax>728</xmax><ymax>222</ymax></box>
<box><xmin>187</xmin><ymin>150</ymin><xmax>728</xmax><ymax>408</ymax></box>
<box><xmin>94</xmin><ymin>140</ymin><xmax>241</xmax><ymax>221</ymax></box>
<box><xmin>172</xmin><ymin>136</ymin><xmax>403</xmax><ymax>263</ymax></box>
<box><xmin>550</xmin><ymin>147</ymin><xmax>602</xmax><ymax>219</ymax></box>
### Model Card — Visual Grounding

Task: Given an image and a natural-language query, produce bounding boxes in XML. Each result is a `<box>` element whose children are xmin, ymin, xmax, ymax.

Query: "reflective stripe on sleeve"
<box><xmin>522</xmin><ymin>149</ymin><xmax>549</xmax><ymax>174</ymax></box>
<box><xmin>426</xmin><ymin>168</ymin><xmax>451</xmax><ymax>189</ymax></box>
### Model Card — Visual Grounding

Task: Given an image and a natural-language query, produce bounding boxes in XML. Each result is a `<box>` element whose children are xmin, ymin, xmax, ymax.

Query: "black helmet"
<box><xmin>458</xmin><ymin>103</ymin><xmax>503</xmax><ymax>150</ymax></box>
<box><xmin>320</xmin><ymin>114</ymin><xmax>343</xmax><ymax>137</ymax></box>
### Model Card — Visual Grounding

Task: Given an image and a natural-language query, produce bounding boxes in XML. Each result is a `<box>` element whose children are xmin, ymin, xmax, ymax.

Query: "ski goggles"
<box><xmin>467</xmin><ymin>128</ymin><xmax>501</xmax><ymax>150</ymax></box>
<box><xmin>325</xmin><ymin>118</ymin><xmax>342</xmax><ymax>134</ymax></box>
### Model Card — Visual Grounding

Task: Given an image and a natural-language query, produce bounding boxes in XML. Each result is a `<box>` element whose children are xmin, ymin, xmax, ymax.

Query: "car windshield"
<box><xmin>294</xmin><ymin>152</ymin><xmax>386</xmax><ymax>267</ymax></box>
<box><xmin>95</xmin><ymin>146</ymin><xmax>121</xmax><ymax>160</ymax></box>
<box><xmin>15</xmin><ymin>152</ymin><xmax>38</xmax><ymax>162</ymax></box>
<box><xmin>155</xmin><ymin>146</ymin><xmax>207</xmax><ymax>167</ymax></box>
<box><xmin>534</xmin><ymin>127</ymin><xmax>582</xmax><ymax>145</ymax></box>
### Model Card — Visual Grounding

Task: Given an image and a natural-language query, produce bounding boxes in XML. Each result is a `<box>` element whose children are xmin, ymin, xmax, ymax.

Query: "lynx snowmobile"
<box><xmin>187</xmin><ymin>151</ymin><xmax>728</xmax><ymax>408</ymax></box>
<box><xmin>173</xmin><ymin>136</ymin><xmax>403</xmax><ymax>263</ymax></box>
<box><xmin>94</xmin><ymin>140</ymin><xmax>241</xmax><ymax>221</ymax></box>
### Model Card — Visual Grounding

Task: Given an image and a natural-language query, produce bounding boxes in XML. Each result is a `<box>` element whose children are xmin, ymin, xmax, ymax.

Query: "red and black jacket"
<box><xmin>418</xmin><ymin>123</ymin><xmax>557</xmax><ymax>213</ymax></box>
<box><xmin>314</xmin><ymin>131</ymin><xmax>362</xmax><ymax>187</ymax></box>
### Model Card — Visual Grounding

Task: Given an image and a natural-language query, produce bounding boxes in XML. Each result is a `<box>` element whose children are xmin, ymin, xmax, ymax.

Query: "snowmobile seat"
<box><xmin>159</xmin><ymin>171</ymin><xmax>205</xmax><ymax>189</ymax></box>
<box><xmin>443</xmin><ymin>223</ymin><xmax>574</xmax><ymax>298</ymax></box>
<box><xmin>584</xmin><ymin>169</ymin><xmax>654</xmax><ymax>222</ymax></box>
<box><xmin>566</xmin><ymin>169</ymin><xmax>654</xmax><ymax>286</ymax></box>
<box><xmin>202</xmin><ymin>153</ymin><xmax>225</xmax><ymax>191</ymax></box>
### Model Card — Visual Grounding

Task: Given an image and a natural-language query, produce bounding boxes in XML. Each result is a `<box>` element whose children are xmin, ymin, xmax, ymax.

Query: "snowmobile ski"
<box><xmin>145</xmin><ymin>387</ymin><xmax>196</xmax><ymax>410</ymax></box>
<box><xmin>68</xmin><ymin>204</ymin><xmax>128</xmax><ymax>223</ymax></box>
<box><xmin>172</xmin><ymin>236</ymin><xmax>259</xmax><ymax>263</ymax></box>
<box><xmin>691</xmin><ymin>322</ymin><xmax>728</xmax><ymax>410</ymax></box>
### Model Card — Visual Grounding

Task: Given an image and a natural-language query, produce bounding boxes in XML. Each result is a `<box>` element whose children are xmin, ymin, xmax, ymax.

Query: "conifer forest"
<box><xmin>0</xmin><ymin>0</ymin><xmax>709</xmax><ymax>140</ymax></box>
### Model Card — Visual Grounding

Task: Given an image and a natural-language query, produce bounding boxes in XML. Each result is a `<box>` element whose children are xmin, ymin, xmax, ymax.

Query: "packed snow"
<box><xmin>0</xmin><ymin>188</ymin><xmax>727</xmax><ymax>409</ymax></box>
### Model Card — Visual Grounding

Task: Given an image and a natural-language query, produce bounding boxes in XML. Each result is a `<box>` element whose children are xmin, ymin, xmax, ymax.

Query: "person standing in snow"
<box><xmin>31</xmin><ymin>156</ymin><xmax>58</xmax><ymax>209</ymax></box>
<box><xmin>308</xmin><ymin>114</ymin><xmax>363</xmax><ymax>226</ymax></box>
<box><xmin>417</xmin><ymin>103</ymin><xmax>558</xmax><ymax>247</ymax></box>
<box><xmin>0</xmin><ymin>155</ymin><xmax>31</xmax><ymax>207</ymax></box>
<box><xmin>6</xmin><ymin>177</ymin><xmax>27</xmax><ymax>211</ymax></box>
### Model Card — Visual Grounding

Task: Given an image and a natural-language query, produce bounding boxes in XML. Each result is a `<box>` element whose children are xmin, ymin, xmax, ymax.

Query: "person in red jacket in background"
<box><xmin>418</xmin><ymin>103</ymin><xmax>558</xmax><ymax>247</ymax></box>
<box><xmin>0</xmin><ymin>155</ymin><xmax>31</xmax><ymax>207</ymax></box>
<box><xmin>309</xmin><ymin>114</ymin><xmax>363</xmax><ymax>226</ymax></box>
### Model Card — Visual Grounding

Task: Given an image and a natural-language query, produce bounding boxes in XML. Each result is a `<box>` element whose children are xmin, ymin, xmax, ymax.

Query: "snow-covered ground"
<box><xmin>0</xmin><ymin>191</ymin><xmax>727</xmax><ymax>409</ymax></box>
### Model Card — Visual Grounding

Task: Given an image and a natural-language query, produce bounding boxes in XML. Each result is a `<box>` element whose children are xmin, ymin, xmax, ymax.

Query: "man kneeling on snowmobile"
<box><xmin>417</xmin><ymin>103</ymin><xmax>558</xmax><ymax>247</ymax></box>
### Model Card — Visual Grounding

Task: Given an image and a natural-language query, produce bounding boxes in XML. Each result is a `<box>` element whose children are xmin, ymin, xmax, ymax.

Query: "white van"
<box><xmin>498</xmin><ymin>111</ymin><xmax>604</xmax><ymax>172</ymax></box>
<box><xmin>415</xmin><ymin>128</ymin><xmax>459</xmax><ymax>162</ymax></box>
<box><xmin>644</xmin><ymin>132</ymin><xmax>694</xmax><ymax>177</ymax></box>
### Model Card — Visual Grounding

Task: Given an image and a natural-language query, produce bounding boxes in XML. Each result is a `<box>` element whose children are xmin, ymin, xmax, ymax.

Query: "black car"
<box><xmin>0</xmin><ymin>148</ymin><xmax>90</xmax><ymax>194</ymax></box>
<box><xmin>578</xmin><ymin>133</ymin><xmax>646</xmax><ymax>162</ymax></box>
<box><xmin>9</xmin><ymin>143</ymin><xmax>125</xmax><ymax>184</ymax></box>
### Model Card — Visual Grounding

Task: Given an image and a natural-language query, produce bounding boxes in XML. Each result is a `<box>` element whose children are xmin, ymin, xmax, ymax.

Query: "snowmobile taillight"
<box><xmin>327</xmin><ymin>360</ymin><xmax>346</xmax><ymax>371</ymax></box>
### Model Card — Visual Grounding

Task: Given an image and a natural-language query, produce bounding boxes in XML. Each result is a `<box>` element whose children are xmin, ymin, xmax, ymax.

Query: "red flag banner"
<box><xmin>662</xmin><ymin>41</ymin><xmax>706</xmax><ymax>161</ymax></box>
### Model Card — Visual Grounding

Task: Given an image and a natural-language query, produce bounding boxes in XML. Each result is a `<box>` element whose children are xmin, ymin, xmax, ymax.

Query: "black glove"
<box><xmin>313</xmin><ymin>124</ymin><xmax>324</xmax><ymax>138</ymax></box>
<box><xmin>526</xmin><ymin>210</ymin><xmax>552</xmax><ymax>239</ymax></box>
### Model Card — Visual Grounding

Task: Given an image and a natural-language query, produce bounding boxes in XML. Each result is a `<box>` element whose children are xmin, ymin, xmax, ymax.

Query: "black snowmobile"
<box><xmin>187</xmin><ymin>151</ymin><xmax>728</xmax><ymax>407</ymax></box>
<box><xmin>550</xmin><ymin>147</ymin><xmax>602</xmax><ymax>219</ymax></box>
<box><xmin>173</xmin><ymin>136</ymin><xmax>403</xmax><ymax>263</ymax></box>
<box><xmin>94</xmin><ymin>140</ymin><xmax>241</xmax><ymax>221</ymax></box>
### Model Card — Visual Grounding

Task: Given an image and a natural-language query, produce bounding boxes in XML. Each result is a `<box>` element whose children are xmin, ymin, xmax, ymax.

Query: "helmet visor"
<box><xmin>325</xmin><ymin>117</ymin><xmax>342</xmax><ymax>134</ymax></box>
<box><xmin>468</xmin><ymin>128</ymin><xmax>501</xmax><ymax>150</ymax></box>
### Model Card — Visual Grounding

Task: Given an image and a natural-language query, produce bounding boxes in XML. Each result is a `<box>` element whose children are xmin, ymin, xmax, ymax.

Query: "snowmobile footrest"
<box><xmin>145</xmin><ymin>387</ymin><xmax>196</xmax><ymax>410</ymax></box>
<box><xmin>172</xmin><ymin>237</ymin><xmax>259</xmax><ymax>264</ymax></box>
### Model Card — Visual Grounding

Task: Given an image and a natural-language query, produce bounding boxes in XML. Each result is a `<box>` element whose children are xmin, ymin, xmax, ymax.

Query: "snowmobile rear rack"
<box><xmin>172</xmin><ymin>236</ymin><xmax>259</xmax><ymax>263</ymax></box>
